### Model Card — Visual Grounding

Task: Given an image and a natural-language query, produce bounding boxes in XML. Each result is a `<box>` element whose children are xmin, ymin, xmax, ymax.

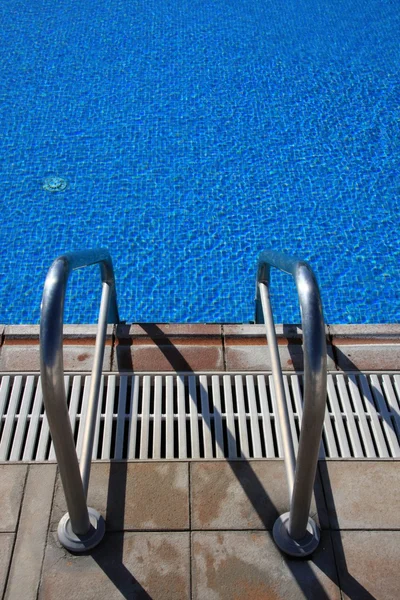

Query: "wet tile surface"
<box><xmin>0</xmin><ymin>345</ymin><xmax>42</xmax><ymax>372</ymax></box>
<box><xmin>333</xmin><ymin>531</ymin><xmax>400</xmax><ymax>600</ymax></box>
<box><xmin>223</xmin><ymin>324</ymin><xmax>336</xmax><ymax>371</ymax></box>
<box><xmin>320</xmin><ymin>461</ymin><xmax>400</xmax><ymax>529</ymax></box>
<box><xmin>0</xmin><ymin>325</ymin><xmax>115</xmax><ymax>371</ymax></box>
<box><xmin>328</xmin><ymin>324</ymin><xmax>400</xmax><ymax>338</ymax></box>
<box><xmin>192</xmin><ymin>531</ymin><xmax>340</xmax><ymax>600</ymax></box>
<box><xmin>0</xmin><ymin>343</ymin><xmax>112</xmax><ymax>372</ymax></box>
<box><xmin>191</xmin><ymin>461</ymin><xmax>328</xmax><ymax>530</ymax></box>
<box><xmin>329</xmin><ymin>322</ymin><xmax>400</xmax><ymax>373</ymax></box>
<box><xmin>224</xmin><ymin>340</ymin><xmax>337</xmax><ymax>372</ymax></box>
<box><xmin>332</xmin><ymin>343</ymin><xmax>400</xmax><ymax>371</ymax></box>
<box><xmin>1</xmin><ymin>458</ymin><xmax>400</xmax><ymax>598</ymax></box>
<box><xmin>40</xmin><ymin>531</ymin><xmax>190</xmax><ymax>600</ymax></box>
<box><xmin>0</xmin><ymin>465</ymin><xmax>27</xmax><ymax>532</ymax></box>
<box><xmin>114</xmin><ymin>343</ymin><xmax>224</xmax><ymax>372</ymax></box>
<box><xmin>51</xmin><ymin>462</ymin><xmax>189</xmax><ymax>531</ymax></box>
<box><xmin>113</xmin><ymin>323</ymin><xmax>224</xmax><ymax>372</ymax></box>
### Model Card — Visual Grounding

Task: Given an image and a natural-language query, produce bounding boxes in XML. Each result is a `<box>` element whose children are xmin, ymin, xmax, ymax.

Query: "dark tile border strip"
<box><xmin>0</xmin><ymin>323</ymin><xmax>399</xmax><ymax>372</ymax></box>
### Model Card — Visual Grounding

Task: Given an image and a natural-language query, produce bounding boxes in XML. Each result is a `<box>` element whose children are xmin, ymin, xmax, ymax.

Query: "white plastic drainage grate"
<box><xmin>0</xmin><ymin>372</ymin><xmax>399</xmax><ymax>462</ymax></box>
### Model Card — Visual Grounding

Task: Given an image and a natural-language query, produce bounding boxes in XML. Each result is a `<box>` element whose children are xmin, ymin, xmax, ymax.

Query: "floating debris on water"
<box><xmin>43</xmin><ymin>176</ymin><xmax>68</xmax><ymax>192</ymax></box>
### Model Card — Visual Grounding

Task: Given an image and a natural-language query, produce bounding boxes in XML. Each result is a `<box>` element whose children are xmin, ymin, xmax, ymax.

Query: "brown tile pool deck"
<box><xmin>0</xmin><ymin>460</ymin><xmax>399</xmax><ymax>599</ymax></box>
<box><xmin>0</xmin><ymin>323</ymin><xmax>399</xmax><ymax>599</ymax></box>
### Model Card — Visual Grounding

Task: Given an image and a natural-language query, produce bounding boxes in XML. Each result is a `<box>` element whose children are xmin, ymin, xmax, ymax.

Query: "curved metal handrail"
<box><xmin>40</xmin><ymin>249</ymin><xmax>119</xmax><ymax>552</ymax></box>
<box><xmin>255</xmin><ymin>249</ymin><xmax>327</xmax><ymax>557</ymax></box>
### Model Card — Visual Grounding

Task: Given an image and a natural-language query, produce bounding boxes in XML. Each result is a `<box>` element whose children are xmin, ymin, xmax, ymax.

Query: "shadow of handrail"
<box><xmin>106</xmin><ymin>323</ymin><xmax>335</xmax><ymax>599</ymax></box>
<box><xmin>332</xmin><ymin>346</ymin><xmax>399</xmax><ymax>452</ymax></box>
<box><xmin>92</xmin><ymin>460</ymin><xmax>152</xmax><ymax>599</ymax></box>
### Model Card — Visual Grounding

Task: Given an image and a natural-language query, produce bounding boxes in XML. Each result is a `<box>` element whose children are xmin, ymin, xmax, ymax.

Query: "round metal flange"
<box><xmin>57</xmin><ymin>508</ymin><xmax>105</xmax><ymax>553</ymax></box>
<box><xmin>273</xmin><ymin>512</ymin><xmax>320</xmax><ymax>558</ymax></box>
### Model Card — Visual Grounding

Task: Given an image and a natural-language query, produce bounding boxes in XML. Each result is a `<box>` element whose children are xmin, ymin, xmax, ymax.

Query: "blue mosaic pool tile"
<box><xmin>0</xmin><ymin>0</ymin><xmax>399</xmax><ymax>324</ymax></box>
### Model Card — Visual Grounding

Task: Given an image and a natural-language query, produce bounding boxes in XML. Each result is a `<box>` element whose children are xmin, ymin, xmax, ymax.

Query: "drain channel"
<box><xmin>0</xmin><ymin>372</ymin><xmax>399</xmax><ymax>462</ymax></box>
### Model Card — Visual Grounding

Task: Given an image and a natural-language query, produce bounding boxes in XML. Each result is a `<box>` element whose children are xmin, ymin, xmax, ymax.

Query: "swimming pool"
<box><xmin>1</xmin><ymin>0</ymin><xmax>399</xmax><ymax>325</ymax></box>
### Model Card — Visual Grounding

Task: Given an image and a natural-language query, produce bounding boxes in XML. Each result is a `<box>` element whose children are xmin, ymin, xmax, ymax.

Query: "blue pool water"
<box><xmin>1</xmin><ymin>0</ymin><xmax>399</xmax><ymax>324</ymax></box>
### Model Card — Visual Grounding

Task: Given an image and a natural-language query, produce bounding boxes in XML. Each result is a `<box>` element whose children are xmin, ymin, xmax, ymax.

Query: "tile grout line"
<box><xmin>317</xmin><ymin>462</ymin><xmax>333</xmax><ymax>531</ymax></box>
<box><xmin>316</xmin><ymin>461</ymin><xmax>344</xmax><ymax>599</ymax></box>
<box><xmin>327</xmin><ymin>324</ymin><xmax>340</xmax><ymax>372</ymax></box>
<box><xmin>2</xmin><ymin>464</ymin><xmax>30</xmax><ymax>600</ymax></box>
<box><xmin>35</xmin><ymin>465</ymin><xmax>59</xmax><ymax>600</ymax></box>
<box><xmin>325</xmin><ymin>527</ymin><xmax>400</xmax><ymax>532</ymax></box>
<box><xmin>221</xmin><ymin>325</ymin><xmax>227</xmax><ymax>372</ymax></box>
<box><xmin>109</xmin><ymin>324</ymin><xmax>117</xmax><ymax>372</ymax></box>
<box><xmin>188</xmin><ymin>462</ymin><xmax>193</xmax><ymax>600</ymax></box>
<box><xmin>328</xmin><ymin>530</ymin><xmax>345</xmax><ymax>600</ymax></box>
<box><xmin>38</xmin><ymin>526</ymin><xmax>396</xmax><ymax>533</ymax></box>
<box><xmin>47</xmin><ymin>527</ymin><xmax>193</xmax><ymax>534</ymax></box>
<box><xmin>43</xmin><ymin>524</ymin><xmax>400</xmax><ymax>532</ymax></box>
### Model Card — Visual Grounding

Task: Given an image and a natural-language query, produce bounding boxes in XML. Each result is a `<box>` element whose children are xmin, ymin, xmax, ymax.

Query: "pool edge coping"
<box><xmin>0</xmin><ymin>323</ymin><xmax>399</xmax><ymax>372</ymax></box>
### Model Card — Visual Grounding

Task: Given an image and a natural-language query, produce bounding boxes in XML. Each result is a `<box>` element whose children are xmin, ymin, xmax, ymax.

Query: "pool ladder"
<box><xmin>255</xmin><ymin>250</ymin><xmax>327</xmax><ymax>556</ymax></box>
<box><xmin>40</xmin><ymin>248</ymin><xmax>327</xmax><ymax>557</ymax></box>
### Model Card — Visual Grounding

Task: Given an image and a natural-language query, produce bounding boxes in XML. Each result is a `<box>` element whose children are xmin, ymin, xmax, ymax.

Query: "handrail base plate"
<box><xmin>58</xmin><ymin>508</ymin><xmax>105</xmax><ymax>553</ymax></box>
<box><xmin>273</xmin><ymin>513</ymin><xmax>320</xmax><ymax>558</ymax></box>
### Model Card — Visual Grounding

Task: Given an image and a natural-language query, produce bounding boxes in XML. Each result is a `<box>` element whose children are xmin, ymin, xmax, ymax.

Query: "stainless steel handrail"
<box><xmin>40</xmin><ymin>249</ymin><xmax>119</xmax><ymax>552</ymax></box>
<box><xmin>255</xmin><ymin>249</ymin><xmax>327</xmax><ymax>557</ymax></box>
